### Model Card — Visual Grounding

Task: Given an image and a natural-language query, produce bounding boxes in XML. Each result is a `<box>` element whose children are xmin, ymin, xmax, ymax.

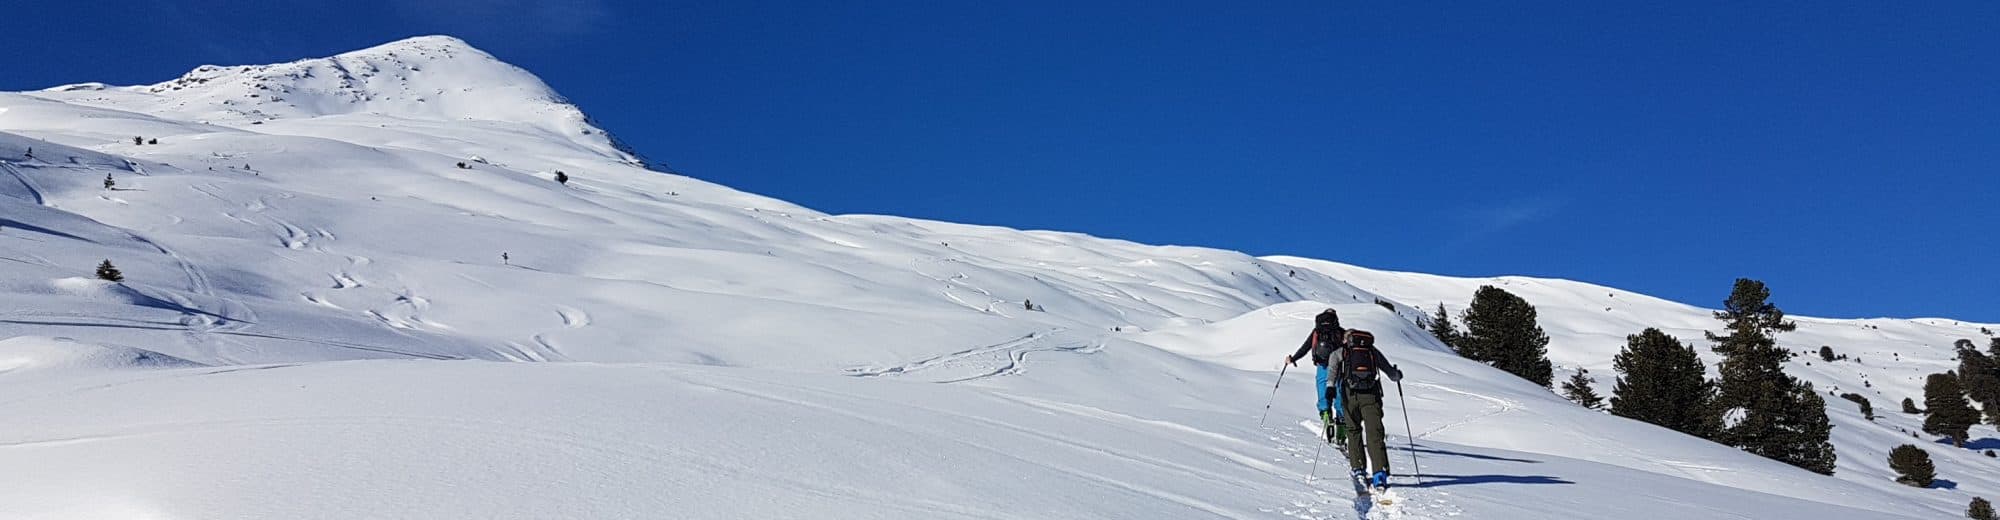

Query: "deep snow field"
<box><xmin>1</xmin><ymin>36</ymin><xmax>1992</xmax><ymax>519</ymax></box>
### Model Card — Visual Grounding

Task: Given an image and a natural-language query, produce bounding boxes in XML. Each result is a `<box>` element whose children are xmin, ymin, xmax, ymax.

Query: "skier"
<box><xmin>1282</xmin><ymin>309</ymin><xmax>1346</xmax><ymax>443</ymax></box>
<box><xmin>1332</xmin><ymin>329</ymin><xmax>1404</xmax><ymax>490</ymax></box>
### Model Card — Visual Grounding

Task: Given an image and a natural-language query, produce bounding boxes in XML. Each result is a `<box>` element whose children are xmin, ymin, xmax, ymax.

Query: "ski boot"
<box><xmin>1370</xmin><ymin>471</ymin><xmax>1390</xmax><ymax>490</ymax></box>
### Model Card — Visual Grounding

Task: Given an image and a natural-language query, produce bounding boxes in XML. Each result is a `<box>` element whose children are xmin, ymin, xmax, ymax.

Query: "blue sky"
<box><xmin>5</xmin><ymin>1</ymin><xmax>1995</xmax><ymax>322</ymax></box>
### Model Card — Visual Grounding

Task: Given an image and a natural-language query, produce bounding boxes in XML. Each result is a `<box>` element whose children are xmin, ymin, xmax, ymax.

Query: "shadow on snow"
<box><xmin>1409</xmin><ymin>473</ymin><xmax>1573</xmax><ymax>488</ymax></box>
<box><xmin>1396</xmin><ymin>444</ymin><xmax>1542</xmax><ymax>464</ymax></box>
<box><xmin>1945</xmin><ymin>437</ymin><xmax>2000</xmax><ymax>451</ymax></box>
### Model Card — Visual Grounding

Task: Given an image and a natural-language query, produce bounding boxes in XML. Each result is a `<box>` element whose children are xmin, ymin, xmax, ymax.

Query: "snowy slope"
<box><xmin>1271</xmin><ymin>256</ymin><xmax>2000</xmax><ymax>515</ymax></box>
<box><xmin>0</xmin><ymin>36</ymin><xmax>1981</xmax><ymax>518</ymax></box>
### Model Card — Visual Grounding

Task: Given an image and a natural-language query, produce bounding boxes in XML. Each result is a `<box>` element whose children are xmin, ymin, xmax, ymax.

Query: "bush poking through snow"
<box><xmin>94</xmin><ymin>260</ymin><xmax>124</xmax><ymax>282</ymax></box>
<box><xmin>1905</xmin><ymin>397</ymin><xmax>1923</xmax><ymax>414</ymax></box>
<box><xmin>1839</xmin><ymin>393</ymin><xmax>1874</xmax><ymax>421</ymax></box>
<box><xmin>555</xmin><ymin>170</ymin><xmax>569</xmax><ymax>185</ymax></box>
<box><xmin>1889</xmin><ymin>444</ymin><xmax>1935</xmax><ymax>487</ymax></box>
<box><xmin>1820</xmin><ymin>346</ymin><xmax>1835</xmax><ymax>362</ymax></box>
<box><xmin>1972</xmin><ymin>497</ymin><xmax>1996</xmax><ymax>520</ymax></box>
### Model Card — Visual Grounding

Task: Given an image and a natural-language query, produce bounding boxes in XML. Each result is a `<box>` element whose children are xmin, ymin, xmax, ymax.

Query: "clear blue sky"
<box><xmin>6</xmin><ymin>1</ymin><xmax>1995</xmax><ymax>322</ymax></box>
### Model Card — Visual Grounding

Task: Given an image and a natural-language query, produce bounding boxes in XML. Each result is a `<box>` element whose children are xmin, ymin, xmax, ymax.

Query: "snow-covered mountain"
<box><xmin>1</xmin><ymin>36</ymin><xmax>1991</xmax><ymax>519</ymax></box>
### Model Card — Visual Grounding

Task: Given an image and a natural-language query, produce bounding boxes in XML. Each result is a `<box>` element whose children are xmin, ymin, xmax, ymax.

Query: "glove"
<box><xmin>1283</xmin><ymin>354</ymin><xmax>1297</xmax><ymax>367</ymax></box>
<box><xmin>1388</xmin><ymin>365</ymin><xmax>1403</xmax><ymax>382</ymax></box>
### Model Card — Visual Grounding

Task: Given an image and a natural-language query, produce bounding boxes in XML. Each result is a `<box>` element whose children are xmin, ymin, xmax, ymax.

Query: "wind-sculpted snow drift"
<box><xmin>0</xmin><ymin>36</ymin><xmax>1988</xmax><ymax>519</ymax></box>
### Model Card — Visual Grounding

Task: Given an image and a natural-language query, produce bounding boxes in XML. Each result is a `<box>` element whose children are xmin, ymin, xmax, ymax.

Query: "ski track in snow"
<box><xmin>1408</xmin><ymin>382</ymin><xmax>1518</xmax><ymax>440</ymax></box>
<box><xmin>844</xmin><ymin>328</ymin><xmax>1104</xmax><ymax>383</ymax></box>
<box><xmin>913</xmin><ymin>257</ymin><xmax>1018</xmax><ymax>316</ymax></box>
<box><xmin>682</xmin><ymin>374</ymin><xmax>1244</xmax><ymax>518</ymax></box>
<box><xmin>554</xmin><ymin>305</ymin><xmax>589</xmax><ymax>329</ymax></box>
<box><xmin>1265</xmin><ymin>420</ymin><xmax>1447</xmax><ymax>520</ymax></box>
<box><xmin>0</xmin><ymin>161</ymin><xmax>47</xmax><ymax>206</ymax></box>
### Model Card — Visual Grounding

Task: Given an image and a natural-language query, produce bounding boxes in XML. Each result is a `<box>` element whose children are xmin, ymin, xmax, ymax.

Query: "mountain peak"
<box><xmin>361</xmin><ymin>35</ymin><xmax>480</xmax><ymax>53</ymax></box>
<box><xmin>143</xmin><ymin>35</ymin><xmax>554</xmax><ymax>118</ymax></box>
<box><xmin>99</xmin><ymin>35</ymin><xmax>649</xmax><ymax>167</ymax></box>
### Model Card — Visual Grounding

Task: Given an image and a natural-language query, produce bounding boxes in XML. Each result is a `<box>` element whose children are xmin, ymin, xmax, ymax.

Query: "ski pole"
<box><xmin>1307</xmin><ymin>428</ymin><xmax>1325</xmax><ymax>483</ymax></box>
<box><xmin>1395</xmin><ymin>379</ymin><xmax>1421</xmax><ymax>485</ymax></box>
<box><xmin>1258</xmin><ymin>362</ymin><xmax>1289</xmax><ymax>426</ymax></box>
<box><xmin>1334</xmin><ymin>379</ymin><xmax>1346</xmax><ymax>442</ymax></box>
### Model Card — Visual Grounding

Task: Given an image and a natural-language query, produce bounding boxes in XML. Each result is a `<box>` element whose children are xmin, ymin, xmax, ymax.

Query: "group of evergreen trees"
<box><xmin>1889</xmin><ymin>446</ymin><xmax>2000</xmax><ymax>519</ymax></box>
<box><xmin>1425</xmin><ymin>278</ymin><xmax>1838</xmax><ymax>475</ymax></box>
<box><xmin>1882</xmin><ymin>335</ymin><xmax>2000</xmax><ymax>499</ymax></box>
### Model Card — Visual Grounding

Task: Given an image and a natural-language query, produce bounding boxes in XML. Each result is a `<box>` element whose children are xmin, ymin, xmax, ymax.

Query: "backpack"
<box><xmin>1309</xmin><ymin>324</ymin><xmax>1345</xmax><ymax>365</ymax></box>
<box><xmin>1341</xmin><ymin>330</ymin><xmax>1381</xmax><ymax>392</ymax></box>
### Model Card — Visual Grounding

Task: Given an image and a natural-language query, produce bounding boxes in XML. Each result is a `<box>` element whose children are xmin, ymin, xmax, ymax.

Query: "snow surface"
<box><xmin>1</xmin><ymin>36</ymin><xmax>1990</xmax><ymax>519</ymax></box>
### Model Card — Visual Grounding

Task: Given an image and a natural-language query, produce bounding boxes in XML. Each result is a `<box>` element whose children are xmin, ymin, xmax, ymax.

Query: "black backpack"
<box><xmin>1310</xmin><ymin>324</ymin><xmax>1345</xmax><ymax>365</ymax></box>
<box><xmin>1341</xmin><ymin>330</ymin><xmax>1381</xmax><ymax>392</ymax></box>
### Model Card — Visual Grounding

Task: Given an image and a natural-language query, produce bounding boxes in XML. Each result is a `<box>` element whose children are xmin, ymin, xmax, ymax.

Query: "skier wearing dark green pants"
<box><xmin>1331</xmin><ymin>329</ymin><xmax>1404</xmax><ymax>489</ymax></box>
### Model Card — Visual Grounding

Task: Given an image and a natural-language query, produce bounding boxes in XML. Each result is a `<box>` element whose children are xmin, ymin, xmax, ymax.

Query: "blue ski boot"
<box><xmin>1370</xmin><ymin>470</ymin><xmax>1390</xmax><ymax>489</ymax></box>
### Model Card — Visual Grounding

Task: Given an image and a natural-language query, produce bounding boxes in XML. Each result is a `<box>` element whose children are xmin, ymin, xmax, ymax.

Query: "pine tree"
<box><xmin>1925</xmin><ymin>372</ymin><xmax>1981</xmax><ymax>447</ymax></box>
<box><xmin>133</xmin><ymin>136</ymin><xmax>143</xmax><ymax>146</ymax></box>
<box><xmin>555</xmin><ymin>170</ymin><xmax>570</xmax><ymax>185</ymax></box>
<box><xmin>1889</xmin><ymin>444</ymin><xmax>1935</xmax><ymax>487</ymax></box>
<box><xmin>103</xmin><ymin>173</ymin><xmax>115</xmax><ymax>190</ymax></box>
<box><xmin>1610</xmin><ymin>328</ymin><xmax>1720</xmax><ymax>438</ymax></box>
<box><xmin>1426</xmin><ymin>303</ymin><xmax>1461</xmax><ymax>350</ymax></box>
<box><xmin>1561</xmin><ymin>368</ymin><xmax>1604</xmax><ymax>410</ymax></box>
<box><xmin>1957</xmin><ymin>345</ymin><xmax>2000</xmax><ymax>423</ymax></box>
<box><xmin>1707</xmin><ymin>278</ymin><xmax>1835</xmax><ymax>474</ymax></box>
<box><xmin>1819</xmin><ymin>346</ymin><xmax>1835</xmax><ymax>362</ymax></box>
<box><xmin>94</xmin><ymin>260</ymin><xmax>124</xmax><ymax>282</ymax></box>
<box><xmin>1775</xmin><ymin>384</ymin><xmax>1838</xmax><ymax>472</ymax></box>
<box><xmin>1460</xmin><ymin>286</ymin><xmax>1554</xmax><ymax>387</ymax></box>
<box><xmin>1973</xmin><ymin>497</ymin><xmax>1997</xmax><ymax>520</ymax></box>
<box><xmin>1904</xmin><ymin>397</ymin><xmax>1923</xmax><ymax>414</ymax></box>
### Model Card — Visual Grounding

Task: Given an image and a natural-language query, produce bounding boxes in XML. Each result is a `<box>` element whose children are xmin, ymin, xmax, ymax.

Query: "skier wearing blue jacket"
<box><xmin>1282</xmin><ymin>309</ymin><xmax>1346</xmax><ymax>443</ymax></box>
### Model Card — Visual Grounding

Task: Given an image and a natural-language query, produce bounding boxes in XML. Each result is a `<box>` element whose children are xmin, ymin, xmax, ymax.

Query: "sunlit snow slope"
<box><xmin>1</xmin><ymin>36</ymin><xmax>1988</xmax><ymax>519</ymax></box>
